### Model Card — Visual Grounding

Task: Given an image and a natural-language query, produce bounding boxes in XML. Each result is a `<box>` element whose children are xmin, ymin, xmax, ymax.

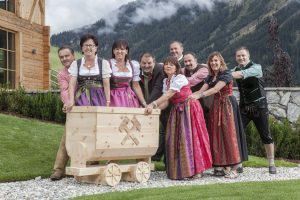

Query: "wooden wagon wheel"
<box><xmin>102</xmin><ymin>163</ymin><xmax>122</xmax><ymax>186</ymax></box>
<box><xmin>133</xmin><ymin>162</ymin><xmax>151</xmax><ymax>183</ymax></box>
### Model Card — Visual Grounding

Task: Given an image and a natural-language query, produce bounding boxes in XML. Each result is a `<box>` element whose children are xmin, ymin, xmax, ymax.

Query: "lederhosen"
<box><xmin>75</xmin><ymin>58</ymin><xmax>104</xmax><ymax>105</ymax></box>
<box><xmin>235</xmin><ymin>61</ymin><xmax>273</xmax><ymax>144</ymax></box>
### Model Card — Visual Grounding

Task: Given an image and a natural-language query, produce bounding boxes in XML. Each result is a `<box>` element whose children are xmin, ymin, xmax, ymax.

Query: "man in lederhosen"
<box><xmin>232</xmin><ymin>46</ymin><xmax>276</xmax><ymax>174</ymax></box>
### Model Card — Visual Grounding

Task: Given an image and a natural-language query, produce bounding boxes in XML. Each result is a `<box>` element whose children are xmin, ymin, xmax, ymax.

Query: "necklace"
<box><xmin>116</xmin><ymin>62</ymin><xmax>129</xmax><ymax>72</ymax></box>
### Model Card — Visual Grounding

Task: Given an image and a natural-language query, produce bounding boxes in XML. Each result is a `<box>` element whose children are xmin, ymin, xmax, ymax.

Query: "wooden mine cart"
<box><xmin>65</xmin><ymin>106</ymin><xmax>160</xmax><ymax>186</ymax></box>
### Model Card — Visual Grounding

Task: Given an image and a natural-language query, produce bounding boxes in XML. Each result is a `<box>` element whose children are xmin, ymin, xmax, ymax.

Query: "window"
<box><xmin>0</xmin><ymin>29</ymin><xmax>15</xmax><ymax>88</ymax></box>
<box><xmin>0</xmin><ymin>0</ymin><xmax>15</xmax><ymax>13</ymax></box>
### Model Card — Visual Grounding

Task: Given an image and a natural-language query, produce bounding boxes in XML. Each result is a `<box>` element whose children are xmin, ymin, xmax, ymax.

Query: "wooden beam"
<box><xmin>38</xmin><ymin>0</ymin><xmax>45</xmax><ymax>25</ymax></box>
<box><xmin>28</xmin><ymin>0</ymin><xmax>38</xmax><ymax>23</ymax></box>
<box><xmin>38</xmin><ymin>0</ymin><xmax>44</xmax><ymax>15</ymax></box>
<box><xmin>15</xmin><ymin>32</ymin><xmax>22</xmax><ymax>89</ymax></box>
<box><xmin>15</xmin><ymin>0</ymin><xmax>21</xmax><ymax>17</ymax></box>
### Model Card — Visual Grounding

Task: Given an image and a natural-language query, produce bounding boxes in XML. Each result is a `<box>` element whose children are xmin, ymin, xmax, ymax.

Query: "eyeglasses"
<box><xmin>83</xmin><ymin>44</ymin><xmax>96</xmax><ymax>48</ymax></box>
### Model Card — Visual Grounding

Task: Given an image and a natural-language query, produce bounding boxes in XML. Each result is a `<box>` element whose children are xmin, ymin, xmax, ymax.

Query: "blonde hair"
<box><xmin>207</xmin><ymin>51</ymin><xmax>227</xmax><ymax>75</ymax></box>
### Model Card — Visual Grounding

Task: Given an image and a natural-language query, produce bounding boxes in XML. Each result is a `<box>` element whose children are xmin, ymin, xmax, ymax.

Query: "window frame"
<box><xmin>0</xmin><ymin>0</ymin><xmax>15</xmax><ymax>13</ymax></box>
<box><xmin>0</xmin><ymin>28</ymin><xmax>16</xmax><ymax>88</ymax></box>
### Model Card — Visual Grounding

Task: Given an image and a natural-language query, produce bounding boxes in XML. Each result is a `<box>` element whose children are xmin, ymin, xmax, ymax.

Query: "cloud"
<box><xmin>100</xmin><ymin>0</ymin><xmax>244</xmax><ymax>33</ymax></box>
<box><xmin>46</xmin><ymin>0</ymin><xmax>135</xmax><ymax>34</ymax></box>
<box><xmin>46</xmin><ymin>0</ymin><xmax>245</xmax><ymax>35</ymax></box>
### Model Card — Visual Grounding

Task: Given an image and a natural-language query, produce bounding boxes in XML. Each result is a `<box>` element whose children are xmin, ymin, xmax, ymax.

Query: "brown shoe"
<box><xmin>50</xmin><ymin>170</ymin><xmax>64</xmax><ymax>181</ymax></box>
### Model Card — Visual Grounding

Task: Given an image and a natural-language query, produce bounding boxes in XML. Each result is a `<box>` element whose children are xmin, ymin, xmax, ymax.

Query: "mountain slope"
<box><xmin>50</xmin><ymin>0</ymin><xmax>300</xmax><ymax>85</ymax></box>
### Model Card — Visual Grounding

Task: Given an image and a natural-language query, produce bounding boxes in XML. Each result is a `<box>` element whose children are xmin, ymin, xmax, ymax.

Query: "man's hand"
<box><xmin>232</xmin><ymin>71</ymin><xmax>244</xmax><ymax>79</ymax></box>
<box><xmin>63</xmin><ymin>101</ymin><xmax>74</xmax><ymax>113</ymax></box>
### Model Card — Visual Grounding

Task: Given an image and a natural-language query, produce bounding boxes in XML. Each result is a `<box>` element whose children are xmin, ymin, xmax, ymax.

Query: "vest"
<box><xmin>235</xmin><ymin>61</ymin><xmax>267</xmax><ymax>107</ymax></box>
<box><xmin>108</xmin><ymin>59</ymin><xmax>135</xmax><ymax>88</ymax></box>
<box><xmin>76</xmin><ymin>58</ymin><xmax>103</xmax><ymax>86</ymax></box>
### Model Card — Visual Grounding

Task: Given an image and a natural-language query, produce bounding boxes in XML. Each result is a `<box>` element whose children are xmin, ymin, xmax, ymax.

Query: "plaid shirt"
<box><xmin>57</xmin><ymin>67</ymin><xmax>70</xmax><ymax>105</ymax></box>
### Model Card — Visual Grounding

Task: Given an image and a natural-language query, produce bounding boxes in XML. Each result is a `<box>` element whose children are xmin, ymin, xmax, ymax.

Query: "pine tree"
<box><xmin>265</xmin><ymin>16</ymin><xmax>293</xmax><ymax>87</ymax></box>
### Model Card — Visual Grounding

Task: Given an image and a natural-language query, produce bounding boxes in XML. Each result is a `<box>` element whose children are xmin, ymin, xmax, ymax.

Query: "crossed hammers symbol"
<box><xmin>119</xmin><ymin>116</ymin><xmax>141</xmax><ymax>145</ymax></box>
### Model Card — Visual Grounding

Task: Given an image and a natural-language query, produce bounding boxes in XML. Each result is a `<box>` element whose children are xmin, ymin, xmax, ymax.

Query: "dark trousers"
<box><xmin>240</xmin><ymin>105</ymin><xmax>274</xmax><ymax>144</ymax></box>
<box><xmin>152</xmin><ymin>105</ymin><xmax>171</xmax><ymax>162</ymax></box>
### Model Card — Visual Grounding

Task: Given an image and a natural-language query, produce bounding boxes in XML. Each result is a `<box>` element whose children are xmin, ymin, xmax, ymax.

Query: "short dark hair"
<box><xmin>236</xmin><ymin>46</ymin><xmax>250</xmax><ymax>57</ymax></box>
<box><xmin>163</xmin><ymin>56</ymin><xmax>182</xmax><ymax>76</ymax></box>
<box><xmin>57</xmin><ymin>46</ymin><xmax>74</xmax><ymax>55</ymax></box>
<box><xmin>139</xmin><ymin>52</ymin><xmax>156</xmax><ymax>63</ymax></box>
<box><xmin>80</xmin><ymin>34</ymin><xmax>98</xmax><ymax>47</ymax></box>
<box><xmin>170</xmin><ymin>40</ymin><xmax>183</xmax><ymax>48</ymax></box>
<box><xmin>183</xmin><ymin>51</ymin><xmax>198</xmax><ymax>61</ymax></box>
<box><xmin>111</xmin><ymin>39</ymin><xmax>130</xmax><ymax>61</ymax></box>
<box><xmin>80</xmin><ymin>34</ymin><xmax>98</xmax><ymax>54</ymax></box>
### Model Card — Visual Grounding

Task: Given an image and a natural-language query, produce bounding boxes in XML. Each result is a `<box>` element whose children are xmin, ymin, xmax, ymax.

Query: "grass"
<box><xmin>0</xmin><ymin>113</ymin><xmax>64</xmax><ymax>182</ymax></box>
<box><xmin>74</xmin><ymin>179</ymin><xmax>300</xmax><ymax>200</ymax></box>
<box><xmin>0</xmin><ymin>113</ymin><xmax>297</xmax><ymax>183</ymax></box>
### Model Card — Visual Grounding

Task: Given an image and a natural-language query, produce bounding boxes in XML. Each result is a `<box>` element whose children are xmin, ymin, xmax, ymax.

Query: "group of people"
<box><xmin>50</xmin><ymin>34</ymin><xmax>277</xmax><ymax>181</ymax></box>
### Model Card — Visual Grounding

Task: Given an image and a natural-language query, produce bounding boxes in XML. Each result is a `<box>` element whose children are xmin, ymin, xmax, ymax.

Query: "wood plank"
<box><xmin>70</xmin><ymin>106</ymin><xmax>160</xmax><ymax>115</ymax></box>
<box><xmin>15</xmin><ymin>32</ymin><xmax>21</xmax><ymax>89</ymax></box>
<box><xmin>28</xmin><ymin>0</ymin><xmax>38</xmax><ymax>22</ymax></box>
<box><xmin>0</xmin><ymin>9</ymin><xmax>44</xmax><ymax>32</ymax></box>
<box><xmin>66</xmin><ymin>163</ymin><xmax>147</xmax><ymax>176</ymax></box>
<box><xmin>38</xmin><ymin>0</ymin><xmax>45</xmax><ymax>25</ymax></box>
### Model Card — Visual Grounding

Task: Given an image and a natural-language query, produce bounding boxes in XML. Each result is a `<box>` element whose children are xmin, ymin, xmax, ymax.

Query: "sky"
<box><xmin>46</xmin><ymin>0</ymin><xmax>300</xmax><ymax>35</ymax></box>
<box><xmin>45</xmin><ymin>0</ymin><xmax>135</xmax><ymax>34</ymax></box>
<box><xmin>45</xmin><ymin>0</ymin><xmax>245</xmax><ymax>35</ymax></box>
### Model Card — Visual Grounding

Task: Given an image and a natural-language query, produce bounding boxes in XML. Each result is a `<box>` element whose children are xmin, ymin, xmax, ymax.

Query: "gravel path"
<box><xmin>1</xmin><ymin>167</ymin><xmax>300</xmax><ymax>200</ymax></box>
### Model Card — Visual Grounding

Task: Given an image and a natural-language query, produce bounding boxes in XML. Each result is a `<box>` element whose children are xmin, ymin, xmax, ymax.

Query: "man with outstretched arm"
<box><xmin>232</xmin><ymin>46</ymin><xmax>276</xmax><ymax>174</ymax></box>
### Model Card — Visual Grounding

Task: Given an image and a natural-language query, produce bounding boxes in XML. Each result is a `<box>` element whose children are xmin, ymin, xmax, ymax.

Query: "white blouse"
<box><xmin>68</xmin><ymin>56</ymin><xmax>112</xmax><ymax>78</ymax></box>
<box><xmin>110</xmin><ymin>59</ymin><xmax>141</xmax><ymax>82</ymax></box>
<box><xmin>162</xmin><ymin>74</ymin><xmax>188</xmax><ymax>94</ymax></box>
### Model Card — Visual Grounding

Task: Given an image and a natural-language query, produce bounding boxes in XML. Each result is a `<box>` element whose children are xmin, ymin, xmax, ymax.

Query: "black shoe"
<box><xmin>50</xmin><ymin>170</ymin><xmax>64</xmax><ymax>181</ymax></box>
<box><xmin>236</xmin><ymin>166</ymin><xmax>243</xmax><ymax>173</ymax></box>
<box><xmin>213</xmin><ymin>168</ymin><xmax>225</xmax><ymax>176</ymax></box>
<box><xmin>151</xmin><ymin>156</ymin><xmax>161</xmax><ymax>162</ymax></box>
<box><xmin>269</xmin><ymin>166</ymin><xmax>277</xmax><ymax>174</ymax></box>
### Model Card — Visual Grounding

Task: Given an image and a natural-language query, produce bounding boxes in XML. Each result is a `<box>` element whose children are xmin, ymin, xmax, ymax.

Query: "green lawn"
<box><xmin>0</xmin><ymin>113</ymin><xmax>64</xmax><ymax>182</ymax></box>
<box><xmin>0</xmin><ymin>113</ymin><xmax>297</xmax><ymax>183</ymax></box>
<box><xmin>74</xmin><ymin>179</ymin><xmax>300</xmax><ymax>200</ymax></box>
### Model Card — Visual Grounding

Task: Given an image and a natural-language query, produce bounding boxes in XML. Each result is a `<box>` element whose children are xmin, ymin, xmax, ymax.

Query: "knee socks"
<box><xmin>268</xmin><ymin>155</ymin><xmax>275</xmax><ymax>166</ymax></box>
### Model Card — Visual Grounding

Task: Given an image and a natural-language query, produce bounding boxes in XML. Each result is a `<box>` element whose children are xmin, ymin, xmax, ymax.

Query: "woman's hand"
<box><xmin>189</xmin><ymin>92</ymin><xmax>201</xmax><ymax>100</ymax></box>
<box><xmin>144</xmin><ymin>104</ymin><xmax>153</xmax><ymax>115</ymax></box>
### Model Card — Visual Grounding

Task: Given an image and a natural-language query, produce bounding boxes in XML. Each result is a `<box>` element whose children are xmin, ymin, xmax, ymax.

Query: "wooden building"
<box><xmin>0</xmin><ymin>0</ymin><xmax>50</xmax><ymax>90</ymax></box>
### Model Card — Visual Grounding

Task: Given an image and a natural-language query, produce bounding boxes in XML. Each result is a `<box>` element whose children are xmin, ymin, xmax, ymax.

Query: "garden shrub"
<box><xmin>0</xmin><ymin>87</ymin><xmax>65</xmax><ymax>123</ymax></box>
<box><xmin>245</xmin><ymin>116</ymin><xmax>300</xmax><ymax>160</ymax></box>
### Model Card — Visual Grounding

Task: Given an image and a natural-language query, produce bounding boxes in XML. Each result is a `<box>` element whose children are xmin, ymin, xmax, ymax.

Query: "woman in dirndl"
<box><xmin>109</xmin><ymin>39</ymin><xmax>146</xmax><ymax>108</ymax></box>
<box><xmin>190</xmin><ymin>51</ymin><xmax>248</xmax><ymax>179</ymax></box>
<box><xmin>66</xmin><ymin>34</ymin><xmax>111</xmax><ymax>110</ymax></box>
<box><xmin>145</xmin><ymin>56</ymin><xmax>212</xmax><ymax>180</ymax></box>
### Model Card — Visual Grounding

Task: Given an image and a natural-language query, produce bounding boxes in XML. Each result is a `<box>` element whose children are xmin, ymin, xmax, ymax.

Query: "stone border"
<box><xmin>233</xmin><ymin>87</ymin><xmax>300</xmax><ymax>123</ymax></box>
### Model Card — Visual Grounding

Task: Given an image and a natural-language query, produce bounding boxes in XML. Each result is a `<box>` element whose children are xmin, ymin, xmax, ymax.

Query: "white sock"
<box><xmin>268</xmin><ymin>156</ymin><xmax>275</xmax><ymax>166</ymax></box>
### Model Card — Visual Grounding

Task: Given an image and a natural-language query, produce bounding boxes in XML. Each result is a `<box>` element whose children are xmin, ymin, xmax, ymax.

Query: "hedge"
<box><xmin>0</xmin><ymin>87</ymin><xmax>65</xmax><ymax>123</ymax></box>
<box><xmin>245</xmin><ymin>117</ymin><xmax>300</xmax><ymax>160</ymax></box>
